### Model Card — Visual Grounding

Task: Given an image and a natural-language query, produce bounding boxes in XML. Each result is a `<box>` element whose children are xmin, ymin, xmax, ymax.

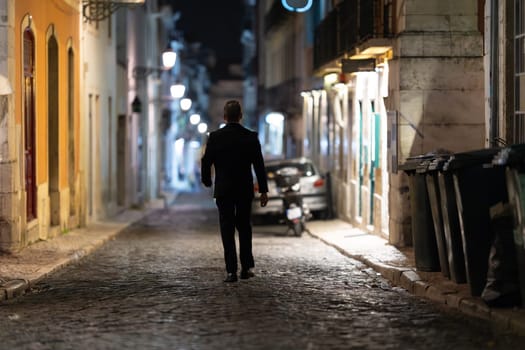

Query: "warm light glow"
<box><xmin>265</xmin><ymin>112</ymin><xmax>285</xmax><ymax>126</ymax></box>
<box><xmin>170</xmin><ymin>84</ymin><xmax>185</xmax><ymax>98</ymax></box>
<box><xmin>162</xmin><ymin>50</ymin><xmax>177</xmax><ymax>69</ymax></box>
<box><xmin>360</xmin><ymin>46</ymin><xmax>392</xmax><ymax>56</ymax></box>
<box><xmin>198</xmin><ymin>122</ymin><xmax>208</xmax><ymax>134</ymax></box>
<box><xmin>180</xmin><ymin>98</ymin><xmax>192</xmax><ymax>111</ymax></box>
<box><xmin>323</xmin><ymin>73</ymin><xmax>339</xmax><ymax>86</ymax></box>
<box><xmin>190</xmin><ymin>113</ymin><xmax>201</xmax><ymax>125</ymax></box>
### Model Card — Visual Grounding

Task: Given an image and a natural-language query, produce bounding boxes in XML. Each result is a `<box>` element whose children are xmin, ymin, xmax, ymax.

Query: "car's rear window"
<box><xmin>266</xmin><ymin>162</ymin><xmax>316</xmax><ymax>178</ymax></box>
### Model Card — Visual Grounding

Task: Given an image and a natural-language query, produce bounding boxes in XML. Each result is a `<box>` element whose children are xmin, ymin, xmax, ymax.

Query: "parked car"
<box><xmin>252</xmin><ymin>157</ymin><xmax>328</xmax><ymax>222</ymax></box>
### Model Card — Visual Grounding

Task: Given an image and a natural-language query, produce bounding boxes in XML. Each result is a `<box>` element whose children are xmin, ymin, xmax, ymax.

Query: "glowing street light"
<box><xmin>197</xmin><ymin>122</ymin><xmax>208</xmax><ymax>134</ymax></box>
<box><xmin>180</xmin><ymin>98</ymin><xmax>192</xmax><ymax>111</ymax></box>
<box><xmin>265</xmin><ymin>112</ymin><xmax>285</xmax><ymax>126</ymax></box>
<box><xmin>189</xmin><ymin>113</ymin><xmax>201</xmax><ymax>125</ymax></box>
<box><xmin>170</xmin><ymin>84</ymin><xmax>185</xmax><ymax>98</ymax></box>
<box><xmin>162</xmin><ymin>49</ymin><xmax>177</xmax><ymax>69</ymax></box>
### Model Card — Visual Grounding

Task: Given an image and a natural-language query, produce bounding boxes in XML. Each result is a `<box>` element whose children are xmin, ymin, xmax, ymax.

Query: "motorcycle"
<box><xmin>274</xmin><ymin>167</ymin><xmax>310</xmax><ymax>236</ymax></box>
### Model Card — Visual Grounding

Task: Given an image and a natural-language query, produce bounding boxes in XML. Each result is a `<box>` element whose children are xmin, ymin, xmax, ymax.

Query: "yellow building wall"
<box><xmin>14</xmin><ymin>0</ymin><xmax>80</xmax><ymax>190</ymax></box>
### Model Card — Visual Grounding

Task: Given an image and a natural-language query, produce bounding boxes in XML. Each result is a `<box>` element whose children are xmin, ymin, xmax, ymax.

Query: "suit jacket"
<box><xmin>201</xmin><ymin>123</ymin><xmax>269</xmax><ymax>199</ymax></box>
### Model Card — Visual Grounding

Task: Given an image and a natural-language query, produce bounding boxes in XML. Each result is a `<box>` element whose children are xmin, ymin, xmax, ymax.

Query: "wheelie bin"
<box><xmin>400</xmin><ymin>155</ymin><xmax>440</xmax><ymax>272</ymax></box>
<box><xmin>436</xmin><ymin>160</ymin><xmax>467</xmax><ymax>284</ymax></box>
<box><xmin>493</xmin><ymin>144</ymin><xmax>525</xmax><ymax>305</ymax></box>
<box><xmin>443</xmin><ymin>148</ymin><xmax>506</xmax><ymax>296</ymax></box>
<box><xmin>423</xmin><ymin>154</ymin><xmax>452</xmax><ymax>278</ymax></box>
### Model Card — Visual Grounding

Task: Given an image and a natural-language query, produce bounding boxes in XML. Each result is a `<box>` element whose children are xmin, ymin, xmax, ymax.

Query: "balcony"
<box><xmin>313</xmin><ymin>0</ymin><xmax>394</xmax><ymax>72</ymax></box>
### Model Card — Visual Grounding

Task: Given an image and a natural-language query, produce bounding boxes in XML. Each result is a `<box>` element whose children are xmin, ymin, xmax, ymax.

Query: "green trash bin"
<box><xmin>400</xmin><ymin>155</ymin><xmax>440</xmax><ymax>272</ymax></box>
<box><xmin>493</xmin><ymin>144</ymin><xmax>525</xmax><ymax>305</ymax></box>
<box><xmin>436</xmin><ymin>160</ymin><xmax>467</xmax><ymax>284</ymax></box>
<box><xmin>444</xmin><ymin>148</ymin><xmax>506</xmax><ymax>296</ymax></box>
<box><xmin>423</xmin><ymin>154</ymin><xmax>452</xmax><ymax>278</ymax></box>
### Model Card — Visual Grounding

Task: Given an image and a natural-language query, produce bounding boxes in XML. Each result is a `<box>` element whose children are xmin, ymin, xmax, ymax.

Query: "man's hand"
<box><xmin>260</xmin><ymin>193</ymin><xmax>268</xmax><ymax>207</ymax></box>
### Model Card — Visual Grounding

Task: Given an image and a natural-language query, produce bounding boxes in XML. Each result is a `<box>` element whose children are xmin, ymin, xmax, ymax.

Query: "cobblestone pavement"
<box><xmin>0</xmin><ymin>192</ymin><xmax>524</xmax><ymax>349</ymax></box>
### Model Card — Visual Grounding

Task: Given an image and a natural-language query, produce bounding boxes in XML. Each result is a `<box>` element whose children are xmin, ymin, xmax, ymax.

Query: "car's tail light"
<box><xmin>254</xmin><ymin>184</ymin><xmax>259</xmax><ymax>192</ymax></box>
<box><xmin>313</xmin><ymin>178</ymin><xmax>325</xmax><ymax>188</ymax></box>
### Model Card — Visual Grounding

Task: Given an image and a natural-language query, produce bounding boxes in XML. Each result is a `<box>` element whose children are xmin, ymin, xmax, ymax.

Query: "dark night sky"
<box><xmin>161</xmin><ymin>0</ymin><xmax>244</xmax><ymax>76</ymax></box>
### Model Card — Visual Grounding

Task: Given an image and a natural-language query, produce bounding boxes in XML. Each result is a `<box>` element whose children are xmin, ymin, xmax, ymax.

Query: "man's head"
<box><xmin>224</xmin><ymin>100</ymin><xmax>243</xmax><ymax>122</ymax></box>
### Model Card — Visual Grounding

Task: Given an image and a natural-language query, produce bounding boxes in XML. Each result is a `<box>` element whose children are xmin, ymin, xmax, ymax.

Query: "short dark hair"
<box><xmin>224</xmin><ymin>100</ymin><xmax>242</xmax><ymax>122</ymax></box>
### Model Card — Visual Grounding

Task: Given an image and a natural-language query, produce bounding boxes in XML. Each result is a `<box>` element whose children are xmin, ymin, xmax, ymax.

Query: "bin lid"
<box><xmin>444</xmin><ymin>148</ymin><xmax>502</xmax><ymax>171</ymax></box>
<box><xmin>427</xmin><ymin>154</ymin><xmax>452</xmax><ymax>171</ymax></box>
<box><xmin>400</xmin><ymin>150</ymin><xmax>452</xmax><ymax>173</ymax></box>
<box><xmin>492</xmin><ymin>143</ymin><xmax>525</xmax><ymax>167</ymax></box>
<box><xmin>416</xmin><ymin>159</ymin><xmax>434</xmax><ymax>173</ymax></box>
<box><xmin>399</xmin><ymin>154</ymin><xmax>435</xmax><ymax>173</ymax></box>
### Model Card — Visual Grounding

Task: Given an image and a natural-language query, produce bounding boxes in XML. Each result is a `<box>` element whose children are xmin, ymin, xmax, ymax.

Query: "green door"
<box><xmin>369</xmin><ymin>101</ymin><xmax>381</xmax><ymax>225</ymax></box>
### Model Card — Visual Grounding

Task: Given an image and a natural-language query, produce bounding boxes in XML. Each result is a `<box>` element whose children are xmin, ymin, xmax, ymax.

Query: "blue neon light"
<box><xmin>281</xmin><ymin>0</ymin><xmax>313</xmax><ymax>13</ymax></box>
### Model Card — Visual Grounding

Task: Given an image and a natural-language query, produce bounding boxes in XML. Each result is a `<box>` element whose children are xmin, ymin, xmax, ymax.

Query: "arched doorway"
<box><xmin>68</xmin><ymin>47</ymin><xmax>76</xmax><ymax>216</ymax></box>
<box><xmin>48</xmin><ymin>33</ymin><xmax>59</xmax><ymax>227</ymax></box>
<box><xmin>23</xmin><ymin>26</ymin><xmax>37</xmax><ymax>221</ymax></box>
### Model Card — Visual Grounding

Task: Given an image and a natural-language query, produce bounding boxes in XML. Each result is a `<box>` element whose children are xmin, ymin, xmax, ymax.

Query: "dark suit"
<box><xmin>201</xmin><ymin>122</ymin><xmax>268</xmax><ymax>274</ymax></box>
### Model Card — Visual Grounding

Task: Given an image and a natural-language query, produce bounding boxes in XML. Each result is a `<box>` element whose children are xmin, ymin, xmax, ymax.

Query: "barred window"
<box><xmin>513</xmin><ymin>0</ymin><xmax>525</xmax><ymax>143</ymax></box>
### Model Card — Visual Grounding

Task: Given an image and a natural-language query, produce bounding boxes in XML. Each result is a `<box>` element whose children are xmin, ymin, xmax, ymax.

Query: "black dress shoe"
<box><xmin>240</xmin><ymin>269</ymin><xmax>255</xmax><ymax>279</ymax></box>
<box><xmin>224</xmin><ymin>273</ymin><xmax>238</xmax><ymax>283</ymax></box>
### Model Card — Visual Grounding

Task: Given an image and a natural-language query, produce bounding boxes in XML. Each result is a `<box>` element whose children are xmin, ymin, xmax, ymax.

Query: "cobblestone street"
<box><xmin>0</xmin><ymin>191</ymin><xmax>524</xmax><ymax>349</ymax></box>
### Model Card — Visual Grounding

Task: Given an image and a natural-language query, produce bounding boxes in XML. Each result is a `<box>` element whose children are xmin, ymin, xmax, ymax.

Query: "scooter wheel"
<box><xmin>293</xmin><ymin>222</ymin><xmax>303</xmax><ymax>236</ymax></box>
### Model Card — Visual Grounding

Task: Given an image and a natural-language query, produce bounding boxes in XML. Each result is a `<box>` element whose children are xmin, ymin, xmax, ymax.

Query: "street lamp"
<box><xmin>190</xmin><ymin>113</ymin><xmax>201</xmax><ymax>125</ymax></box>
<box><xmin>162</xmin><ymin>50</ymin><xmax>177</xmax><ymax>69</ymax></box>
<box><xmin>170</xmin><ymin>84</ymin><xmax>186</xmax><ymax>99</ymax></box>
<box><xmin>180</xmin><ymin>98</ymin><xmax>192</xmax><ymax>111</ymax></box>
<box><xmin>133</xmin><ymin>48</ymin><xmax>178</xmax><ymax>79</ymax></box>
<box><xmin>197</xmin><ymin>122</ymin><xmax>208</xmax><ymax>134</ymax></box>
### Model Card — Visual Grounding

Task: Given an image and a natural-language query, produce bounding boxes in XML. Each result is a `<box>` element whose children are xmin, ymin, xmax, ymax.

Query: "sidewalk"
<box><xmin>0</xmin><ymin>208</ymin><xmax>154</xmax><ymax>302</ymax></box>
<box><xmin>306</xmin><ymin>220</ymin><xmax>525</xmax><ymax>335</ymax></box>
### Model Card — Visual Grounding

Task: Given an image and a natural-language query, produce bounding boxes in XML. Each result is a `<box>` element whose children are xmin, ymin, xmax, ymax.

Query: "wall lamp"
<box><xmin>170</xmin><ymin>84</ymin><xmax>186</xmax><ymax>98</ymax></box>
<box><xmin>133</xmin><ymin>49</ymin><xmax>177</xmax><ymax>79</ymax></box>
<box><xmin>82</xmin><ymin>0</ymin><xmax>145</xmax><ymax>22</ymax></box>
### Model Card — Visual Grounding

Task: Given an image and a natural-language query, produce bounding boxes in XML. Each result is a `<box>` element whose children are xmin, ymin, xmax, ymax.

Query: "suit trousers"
<box><xmin>215</xmin><ymin>196</ymin><xmax>255</xmax><ymax>273</ymax></box>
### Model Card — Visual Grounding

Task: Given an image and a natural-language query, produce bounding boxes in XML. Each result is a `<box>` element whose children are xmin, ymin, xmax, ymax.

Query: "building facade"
<box><xmin>0</xmin><ymin>0</ymin><xmax>171</xmax><ymax>253</ymax></box>
<box><xmin>0</xmin><ymin>0</ymin><xmax>82</xmax><ymax>252</ymax></box>
<box><xmin>257</xmin><ymin>0</ymin><xmax>485</xmax><ymax>246</ymax></box>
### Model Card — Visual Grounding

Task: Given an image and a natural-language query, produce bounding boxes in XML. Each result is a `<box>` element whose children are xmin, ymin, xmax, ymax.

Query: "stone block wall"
<box><xmin>388</xmin><ymin>0</ymin><xmax>484</xmax><ymax>246</ymax></box>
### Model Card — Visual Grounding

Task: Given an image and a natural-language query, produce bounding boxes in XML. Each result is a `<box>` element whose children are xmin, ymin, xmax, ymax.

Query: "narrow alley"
<box><xmin>0</xmin><ymin>191</ymin><xmax>523</xmax><ymax>349</ymax></box>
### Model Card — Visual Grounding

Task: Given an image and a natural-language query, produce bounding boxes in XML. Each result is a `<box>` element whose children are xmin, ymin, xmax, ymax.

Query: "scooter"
<box><xmin>274</xmin><ymin>168</ymin><xmax>310</xmax><ymax>236</ymax></box>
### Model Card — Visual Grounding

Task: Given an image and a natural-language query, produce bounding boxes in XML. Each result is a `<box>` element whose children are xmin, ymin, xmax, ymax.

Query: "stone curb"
<box><xmin>306</xmin><ymin>228</ymin><xmax>525</xmax><ymax>336</ymax></box>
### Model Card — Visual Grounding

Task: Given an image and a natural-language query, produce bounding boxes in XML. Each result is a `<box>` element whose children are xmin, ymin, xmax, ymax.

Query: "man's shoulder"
<box><xmin>215</xmin><ymin>124</ymin><xmax>258</xmax><ymax>136</ymax></box>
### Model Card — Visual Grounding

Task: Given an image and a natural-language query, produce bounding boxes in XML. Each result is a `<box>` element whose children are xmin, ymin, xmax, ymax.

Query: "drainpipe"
<box><xmin>489</xmin><ymin>0</ymin><xmax>499</xmax><ymax>147</ymax></box>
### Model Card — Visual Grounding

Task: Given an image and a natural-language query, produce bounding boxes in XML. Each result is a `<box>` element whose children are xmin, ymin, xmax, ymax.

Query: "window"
<box><xmin>514</xmin><ymin>0</ymin><xmax>525</xmax><ymax>142</ymax></box>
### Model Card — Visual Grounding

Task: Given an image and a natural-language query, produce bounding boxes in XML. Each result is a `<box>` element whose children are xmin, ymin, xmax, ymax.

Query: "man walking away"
<box><xmin>201</xmin><ymin>100</ymin><xmax>269</xmax><ymax>282</ymax></box>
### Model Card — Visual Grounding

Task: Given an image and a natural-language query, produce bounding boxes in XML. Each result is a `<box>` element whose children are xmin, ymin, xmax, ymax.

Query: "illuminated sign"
<box><xmin>281</xmin><ymin>0</ymin><xmax>313</xmax><ymax>13</ymax></box>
